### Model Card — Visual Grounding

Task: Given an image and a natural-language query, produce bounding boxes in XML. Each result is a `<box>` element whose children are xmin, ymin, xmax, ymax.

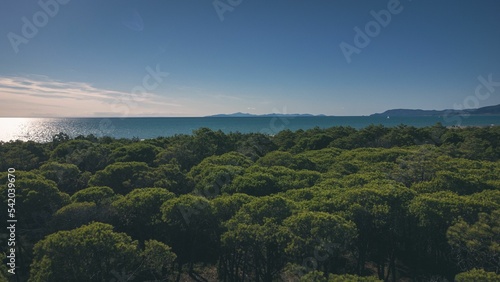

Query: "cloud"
<box><xmin>0</xmin><ymin>76</ymin><xmax>182</xmax><ymax>117</ymax></box>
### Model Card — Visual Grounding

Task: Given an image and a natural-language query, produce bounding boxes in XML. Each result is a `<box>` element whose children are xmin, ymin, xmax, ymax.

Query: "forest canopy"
<box><xmin>0</xmin><ymin>123</ymin><xmax>499</xmax><ymax>281</ymax></box>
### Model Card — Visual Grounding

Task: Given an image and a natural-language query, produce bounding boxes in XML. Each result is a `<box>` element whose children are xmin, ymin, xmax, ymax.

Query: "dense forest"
<box><xmin>1</xmin><ymin>123</ymin><xmax>499</xmax><ymax>281</ymax></box>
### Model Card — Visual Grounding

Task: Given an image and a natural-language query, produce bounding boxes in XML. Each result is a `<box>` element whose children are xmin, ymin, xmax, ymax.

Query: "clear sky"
<box><xmin>1</xmin><ymin>0</ymin><xmax>500</xmax><ymax>117</ymax></box>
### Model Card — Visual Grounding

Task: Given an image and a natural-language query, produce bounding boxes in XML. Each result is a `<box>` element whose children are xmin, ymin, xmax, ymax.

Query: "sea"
<box><xmin>1</xmin><ymin>116</ymin><xmax>500</xmax><ymax>143</ymax></box>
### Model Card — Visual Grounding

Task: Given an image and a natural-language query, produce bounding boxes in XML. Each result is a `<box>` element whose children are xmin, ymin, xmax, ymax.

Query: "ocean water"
<box><xmin>1</xmin><ymin>116</ymin><xmax>499</xmax><ymax>143</ymax></box>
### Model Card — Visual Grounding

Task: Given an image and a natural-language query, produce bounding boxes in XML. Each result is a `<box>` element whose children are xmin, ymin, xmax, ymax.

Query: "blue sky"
<box><xmin>1</xmin><ymin>0</ymin><xmax>500</xmax><ymax>117</ymax></box>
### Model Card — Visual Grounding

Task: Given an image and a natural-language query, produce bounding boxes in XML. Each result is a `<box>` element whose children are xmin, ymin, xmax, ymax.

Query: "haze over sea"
<box><xmin>1</xmin><ymin>116</ymin><xmax>500</xmax><ymax>143</ymax></box>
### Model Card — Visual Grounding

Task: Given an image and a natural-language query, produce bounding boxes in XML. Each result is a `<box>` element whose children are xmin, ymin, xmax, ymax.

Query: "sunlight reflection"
<box><xmin>0</xmin><ymin>118</ymin><xmax>43</xmax><ymax>142</ymax></box>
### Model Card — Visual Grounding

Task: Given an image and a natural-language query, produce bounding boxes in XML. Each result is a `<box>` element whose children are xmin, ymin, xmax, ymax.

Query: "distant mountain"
<box><xmin>206</xmin><ymin>104</ymin><xmax>500</xmax><ymax>118</ymax></box>
<box><xmin>207</xmin><ymin>112</ymin><xmax>327</xmax><ymax>117</ymax></box>
<box><xmin>371</xmin><ymin>104</ymin><xmax>500</xmax><ymax>117</ymax></box>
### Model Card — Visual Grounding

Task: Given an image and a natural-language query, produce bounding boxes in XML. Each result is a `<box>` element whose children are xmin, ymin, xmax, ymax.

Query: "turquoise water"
<box><xmin>1</xmin><ymin>116</ymin><xmax>500</xmax><ymax>143</ymax></box>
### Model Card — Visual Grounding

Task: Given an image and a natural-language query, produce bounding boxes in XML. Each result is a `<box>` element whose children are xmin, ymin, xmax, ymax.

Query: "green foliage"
<box><xmin>410</xmin><ymin>192</ymin><xmax>480</xmax><ymax>228</ymax></box>
<box><xmin>328</xmin><ymin>273</ymin><xmax>383</xmax><ymax>282</ymax></box>
<box><xmin>221</xmin><ymin>216</ymin><xmax>290</xmax><ymax>281</ymax></box>
<box><xmin>0</xmin><ymin>172</ymin><xmax>69</xmax><ymax>234</ymax></box>
<box><xmin>70</xmin><ymin>186</ymin><xmax>116</xmax><ymax>205</ymax></box>
<box><xmin>50</xmin><ymin>139</ymin><xmax>111</xmax><ymax>172</ymax></box>
<box><xmin>229</xmin><ymin>171</ymin><xmax>278</xmax><ymax>196</ymax></box>
<box><xmin>330</xmin><ymin>125</ymin><xmax>389</xmax><ymax>149</ymax></box>
<box><xmin>228</xmin><ymin>165</ymin><xmax>321</xmax><ymax>196</ymax></box>
<box><xmin>221</xmin><ymin>196</ymin><xmax>296</xmax><ymax>281</ymax></box>
<box><xmin>412</xmin><ymin>171</ymin><xmax>495</xmax><ymax>195</ymax></box>
<box><xmin>211</xmin><ymin>193</ymin><xmax>255</xmax><ymax>222</ymax></box>
<box><xmin>110</xmin><ymin>142</ymin><xmax>161</xmax><ymax>165</ymax></box>
<box><xmin>257</xmin><ymin>150</ymin><xmax>316</xmax><ymax>170</ymax></box>
<box><xmin>141</xmin><ymin>240</ymin><xmax>177</xmax><ymax>279</ymax></box>
<box><xmin>297</xmin><ymin>147</ymin><xmax>344</xmax><ymax>172</ymax></box>
<box><xmin>161</xmin><ymin>195</ymin><xmax>217</xmax><ymax>265</ymax></box>
<box><xmin>196</xmin><ymin>151</ymin><xmax>253</xmax><ymax>167</ymax></box>
<box><xmin>454</xmin><ymin>268</ymin><xmax>500</xmax><ymax>281</ymax></box>
<box><xmin>228</xmin><ymin>195</ymin><xmax>296</xmax><ymax>225</ymax></box>
<box><xmin>408</xmin><ymin>190</ymin><xmax>498</xmax><ymax>275</ymax></box>
<box><xmin>468</xmin><ymin>190</ymin><xmax>500</xmax><ymax>210</ymax></box>
<box><xmin>112</xmin><ymin>188</ymin><xmax>175</xmax><ymax>240</ymax></box>
<box><xmin>0</xmin><ymin>141</ymin><xmax>48</xmax><ymax>171</ymax></box>
<box><xmin>153</xmin><ymin>163</ymin><xmax>193</xmax><ymax>194</ymax></box>
<box><xmin>391</xmin><ymin>145</ymin><xmax>442</xmax><ymax>186</ymax></box>
<box><xmin>29</xmin><ymin>222</ymin><xmax>141</xmax><ymax>282</ymax></box>
<box><xmin>188</xmin><ymin>154</ymin><xmax>249</xmax><ymax>197</ymax></box>
<box><xmin>297</xmin><ymin>272</ymin><xmax>384</xmax><ymax>282</ymax></box>
<box><xmin>299</xmin><ymin>270</ymin><xmax>329</xmax><ymax>282</ymax></box>
<box><xmin>38</xmin><ymin>162</ymin><xmax>86</xmax><ymax>194</ymax></box>
<box><xmin>284</xmin><ymin>211</ymin><xmax>357</xmax><ymax>273</ymax></box>
<box><xmin>234</xmin><ymin>132</ymin><xmax>277</xmax><ymax>160</ymax></box>
<box><xmin>1</xmin><ymin>124</ymin><xmax>499</xmax><ymax>281</ymax></box>
<box><xmin>447</xmin><ymin>210</ymin><xmax>500</xmax><ymax>272</ymax></box>
<box><xmin>50</xmin><ymin>202</ymin><xmax>99</xmax><ymax>232</ymax></box>
<box><xmin>88</xmin><ymin>162</ymin><xmax>153</xmax><ymax>194</ymax></box>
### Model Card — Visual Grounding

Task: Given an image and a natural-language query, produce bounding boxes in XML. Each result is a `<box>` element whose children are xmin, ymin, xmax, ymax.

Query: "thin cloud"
<box><xmin>0</xmin><ymin>76</ymin><xmax>182</xmax><ymax>117</ymax></box>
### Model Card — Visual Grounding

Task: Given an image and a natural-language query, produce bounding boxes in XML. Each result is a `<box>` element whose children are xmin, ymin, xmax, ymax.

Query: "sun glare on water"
<box><xmin>0</xmin><ymin>118</ymin><xmax>49</xmax><ymax>142</ymax></box>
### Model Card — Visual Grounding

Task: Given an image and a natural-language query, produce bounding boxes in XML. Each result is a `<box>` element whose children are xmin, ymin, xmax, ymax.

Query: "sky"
<box><xmin>1</xmin><ymin>0</ymin><xmax>500</xmax><ymax>117</ymax></box>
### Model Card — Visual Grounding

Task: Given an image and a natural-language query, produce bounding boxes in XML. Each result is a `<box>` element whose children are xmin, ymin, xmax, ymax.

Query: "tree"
<box><xmin>38</xmin><ymin>162</ymin><xmax>86</xmax><ymax>194</ymax></box>
<box><xmin>49</xmin><ymin>202</ymin><xmax>99</xmax><ymax>232</ymax></box>
<box><xmin>50</xmin><ymin>139</ymin><xmax>111</xmax><ymax>172</ymax></box>
<box><xmin>297</xmin><ymin>148</ymin><xmax>344</xmax><ymax>172</ymax></box>
<box><xmin>411</xmin><ymin>171</ymin><xmax>494</xmax><ymax>195</ymax></box>
<box><xmin>88</xmin><ymin>162</ymin><xmax>153</xmax><ymax>194</ymax></box>
<box><xmin>391</xmin><ymin>145</ymin><xmax>441</xmax><ymax>186</ymax></box>
<box><xmin>152</xmin><ymin>163</ymin><xmax>194</xmax><ymax>195</ymax></box>
<box><xmin>447</xmin><ymin>210</ymin><xmax>500</xmax><ymax>273</ymax></box>
<box><xmin>298</xmin><ymin>272</ymin><xmax>383</xmax><ymax>282</ymax></box>
<box><xmin>227</xmin><ymin>165</ymin><xmax>321</xmax><ymax>197</ymax></box>
<box><xmin>109</xmin><ymin>142</ymin><xmax>161</xmax><ymax>165</ymax></box>
<box><xmin>0</xmin><ymin>172</ymin><xmax>69</xmax><ymax>239</ymax></box>
<box><xmin>234</xmin><ymin>133</ymin><xmax>277</xmax><ymax>161</ymax></box>
<box><xmin>29</xmin><ymin>222</ymin><xmax>142</xmax><ymax>282</ymax></box>
<box><xmin>0</xmin><ymin>141</ymin><xmax>48</xmax><ymax>171</ymax></box>
<box><xmin>188</xmin><ymin>128</ymin><xmax>233</xmax><ymax>162</ymax></box>
<box><xmin>328</xmin><ymin>274</ymin><xmax>383</xmax><ymax>282</ymax></box>
<box><xmin>284</xmin><ymin>211</ymin><xmax>357</xmax><ymax>275</ymax></box>
<box><xmin>408</xmin><ymin>191</ymin><xmax>486</xmax><ymax>277</ymax></box>
<box><xmin>191</xmin><ymin>164</ymin><xmax>245</xmax><ymax>197</ymax></box>
<box><xmin>220</xmin><ymin>196</ymin><xmax>296</xmax><ymax>281</ymax></box>
<box><xmin>112</xmin><ymin>188</ymin><xmax>175</xmax><ymax>240</ymax></box>
<box><xmin>229</xmin><ymin>172</ymin><xmax>278</xmax><ymax>196</ymax></box>
<box><xmin>256</xmin><ymin>151</ymin><xmax>315</xmax><ymax>170</ymax></box>
<box><xmin>327</xmin><ymin>184</ymin><xmax>416</xmax><ymax>280</ymax></box>
<box><xmin>458</xmin><ymin>136</ymin><xmax>494</xmax><ymax>160</ymax></box>
<box><xmin>141</xmin><ymin>240</ymin><xmax>177</xmax><ymax>280</ymax></box>
<box><xmin>51</xmin><ymin>132</ymin><xmax>70</xmax><ymax>145</ymax></box>
<box><xmin>193</xmin><ymin>151</ymin><xmax>253</xmax><ymax>168</ymax></box>
<box><xmin>188</xmin><ymin>152</ymin><xmax>253</xmax><ymax>196</ymax></box>
<box><xmin>161</xmin><ymin>195</ymin><xmax>217</xmax><ymax>271</ymax></box>
<box><xmin>454</xmin><ymin>268</ymin><xmax>500</xmax><ymax>281</ymax></box>
<box><xmin>273</xmin><ymin>129</ymin><xmax>297</xmax><ymax>151</ymax></box>
<box><xmin>329</xmin><ymin>125</ymin><xmax>388</xmax><ymax>149</ymax></box>
<box><xmin>70</xmin><ymin>186</ymin><xmax>116</xmax><ymax>206</ymax></box>
<box><xmin>211</xmin><ymin>193</ymin><xmax>255</xmax><ymax>223</ymax></box>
